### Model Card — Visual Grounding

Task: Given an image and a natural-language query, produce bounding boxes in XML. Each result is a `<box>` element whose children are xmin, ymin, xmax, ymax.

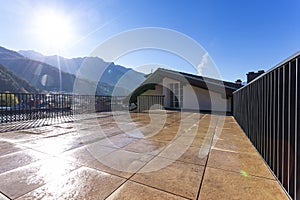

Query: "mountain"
<box><xmin>0</xmin><ymin>46</ymin><xmax>144</xmax><ymax>95</ymax></box>
<box><xmin>0</xmin><ymin>47</ymin><xmax>102</xmax><ymax>94</ymax></box>
<box><xmin>18</xmin><ymin>50</ymin><xmax>145</xmax><ymax>91</ymax></box>
<box><xmin>18</xmin><ymin>50</ymin><xmax>80</xmax><ymax>75</ymax></box>
<box><xmin>0</xmin><ymin>64</ymin><xmax>39</xmax><ymax>93</ymax></box>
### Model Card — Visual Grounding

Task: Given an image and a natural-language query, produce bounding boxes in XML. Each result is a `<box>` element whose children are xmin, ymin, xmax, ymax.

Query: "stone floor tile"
<box><xmin>59</xmin><ymin>144</ymin><xmax>117</xmax><ymax>165</ymax></box>
<box><xmin>86</xmin><ymin>160</ymin><xmax>133</xmax><ymax>179</ymax></box>
<box><xmin>158</xmin><ymin>141</ymin><xmax>207</xmax><ymax>165</ymax></box>
<box><xmin>95</xmin><ymin>133</ymin><xmax>137</xmax><ymax>148</ymax></box>
<box><xmin>37</xmin><ymin>127</ymin><xmax>75</xmax><ymax>137</ymax></box>
<box><xmin>0</xmin><ymin>140</ymin><xmax>24</xmax><ymax>157</ymax></box>
<box><xmin>0</xmin><ymin>157</ymin><xmax>80</xmax><ymax>199</ymax></box>
<box><xmin>123</xmin><ymin>139</ymin><xmax>167</xmax><ymax>155</ymax></box>
<box><xmin>109</xmin><ymin>122</ymin><xmax>139</xmax><ymax>132</ymax></box>
<box><xmin>177</xmin><ymin>146</ymin><xmax>207</xmax><ymax>165</ymax></box>
<box><xmin>198</xmin><ymin>167</ymin><xmax>289</xmax><ymax>200</ymax></box>
<box><xmin>72</xmin><ymin>122</ymin><xmax>99</xmax><ymax>130</ymax></box>
<box><xmin>87</xmin><ymin>149</ymin><xmax>153</xmax><ymax>178</ymax></box>
<box><xmin>132</xmin><ymin>157</ymin><xmax>204</xmax><ymax>199</ymax></box>
<box><xmin>107</xmin><ymin>180</ymin><xmax>188</xmax><ymax>200</ymax></box>
<box><xmin>175</xmin><ymin>135</ymin><xmax>207</xmax><ymax>148</ymax></box>
<box><xmin>0</xmin><ymin>149</ymin><xmax>48</xmax><ymax>174</ymax></box>
<box><xmin>212</xmin><ymin>136</ymin><xmax>258</xmax><ymax>154</ymax></box>
<box><xmin>207</xmin><ymin>149</ymin><xmax>275</xmax><ymax>179</ymax></box>
<box><xmin>220</xmin><ymin>125</ymin><xmax>244</xmax><ymax>133</ymax></box>
<box><xmin>128</xmin><ymin>126</ymin><xmax>168</xmax><ymax>139</ymax></box>
<box><xmin>0</xmin><ymin>131</ymin><xmax>40</xmax><ymax>142</ymax></box>
<box><xmin>148</xmin><ymin>131</ymin><xmax>178</xmax><ymax>142</ymax></box>
<box><xmin>99</xmin><ymin>126</ymin><xmax>126</xmax><ymax>137</ymax></box>
<box><xmin>17</xmin><ymin>167</ymin><xmax>125</xmax><ymax>200</ymax></box>
<box><xmin>22</xmin><ymin>136</ymin><xmax>84</xmax><ymax>155</ymax></box>
<box><xmin>0</xmin><ymin>193</ymin><xmax>9</xmax><ymax>200</ymax></box>
<box><xmin>61</xmin><ymin>132</ymin><xmax>104</xmax><ymax>146</ymax></box>
<box><xmin>215</xmin><ymin>133</ymin><xmax>250</xmax><ymax>144</ymax></box>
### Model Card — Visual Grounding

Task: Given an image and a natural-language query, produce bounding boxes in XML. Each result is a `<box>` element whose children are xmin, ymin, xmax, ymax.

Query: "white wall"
<box><xmin>139</xmin><ymin>77</ymin><xmax>232</xmax><ymax>112</ymax></box>
<box><xmin>209</xmin><ymin>90</ymin><xmax>231</xmax><ymax>112</ymax></box>
<box><xmin>183</xmin><ymin>85</ymin><xmax>206</xmax><ymax>110</ymax></box>
<box><xmin>183</xmin><ymin>85</ymin><xmax>231</xmax><ymax>112</ymax></box>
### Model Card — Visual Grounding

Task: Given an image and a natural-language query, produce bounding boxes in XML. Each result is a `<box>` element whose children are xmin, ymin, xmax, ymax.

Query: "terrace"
<box><xmin>1</xmin><ymin>52</ymin><xmax>299</xmax><ymax>199</ymax></box>
<box><xmin>0</xmin><ymin>111</ymin><xmax>288</xmax><ymax>199</ymax></box>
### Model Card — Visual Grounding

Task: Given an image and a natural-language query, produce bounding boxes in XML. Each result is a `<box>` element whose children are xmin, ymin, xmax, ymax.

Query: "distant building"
<box><xmin>246</xmin><ymin>70</ymin><xmax>265</xmax><ymax>83</ymax></box>
<box><xmin>129</xmin><ymin>68</ymin><xmax>242</xmax><ymax>113</ymax></box>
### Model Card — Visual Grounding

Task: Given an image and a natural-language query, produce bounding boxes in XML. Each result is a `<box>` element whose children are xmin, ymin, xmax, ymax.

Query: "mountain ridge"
<box><xmin>0</xmin><ymin>46</ymin><xmax>145</xmax><ymax>95</ymax></box>
<box><xmin>18</xmin><ymin>50</ymin><xmax>145</xmax><ymax>87</ymax></box>
<box><xmin>0</xmin><ymin>64</ymin><xmax>40</xmax><ymax>93</ymax></box>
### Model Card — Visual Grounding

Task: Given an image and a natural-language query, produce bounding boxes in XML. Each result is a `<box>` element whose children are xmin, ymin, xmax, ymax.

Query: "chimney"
<box><xmin>247</xmin><ymin>70</ymin><xmax>264</xmax><ymax>83</ymax></box>
<box><xmin>235</xmin><ymin>79</ymin><xmax>242</xmax><ymax>85</ymax></box>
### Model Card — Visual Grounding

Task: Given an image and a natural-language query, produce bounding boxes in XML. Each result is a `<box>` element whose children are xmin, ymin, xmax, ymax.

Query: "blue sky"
<box><xmin>0</xmin><ymin>0</ymin><xmax>299</xmax><ymax>82</ymax></box>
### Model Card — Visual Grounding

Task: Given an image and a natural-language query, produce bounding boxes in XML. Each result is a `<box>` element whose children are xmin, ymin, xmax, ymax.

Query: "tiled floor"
<box><xmin>0</xmin><ymin>111</ymin><xmax>289</xmax><ymax>199</ymax></box>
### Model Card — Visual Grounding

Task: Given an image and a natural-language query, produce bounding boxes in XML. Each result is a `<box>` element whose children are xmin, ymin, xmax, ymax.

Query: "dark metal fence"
<box><xmin>233</xmin><ymin>52</ymin><xmax>300</xmax><ymax>199</ymax></box>
<box><xmin>0</xmin><ymin>93</ymin><xmax>127</xmax><ymax>123</ymax></box>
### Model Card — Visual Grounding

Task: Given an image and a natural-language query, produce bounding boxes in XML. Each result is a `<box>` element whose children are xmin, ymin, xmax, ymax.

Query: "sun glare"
<box><xmin>34</xmin><ymin>10</ymin><xmax>73</xmax><ymax>49</ymax></box>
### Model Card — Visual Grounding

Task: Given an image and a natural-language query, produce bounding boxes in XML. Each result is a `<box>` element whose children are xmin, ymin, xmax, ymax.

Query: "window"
<box><xmin>169</xmin><ymin>83</ymin><xmax>183</xmax><ymax>108</ymax></box>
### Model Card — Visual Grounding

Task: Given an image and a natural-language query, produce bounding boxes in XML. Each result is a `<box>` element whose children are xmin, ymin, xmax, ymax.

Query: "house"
<box><xmin>129</xmin><ymin>68</ymin><xmax>242</xmax><ymax>113</ymax></box>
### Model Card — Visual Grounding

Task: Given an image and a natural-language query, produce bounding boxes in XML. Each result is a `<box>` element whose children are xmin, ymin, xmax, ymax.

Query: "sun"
<box><xmin>34</xmin><ymin>10</ymin><xmax>73</xmax><ymax>49</ymax></box>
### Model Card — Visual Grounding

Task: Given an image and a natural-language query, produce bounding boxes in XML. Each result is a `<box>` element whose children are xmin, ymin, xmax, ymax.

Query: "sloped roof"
<box><xmin>129</xmin><ymin>68</ymin><xmax>242</xmax><ymax>103</ymax></box>
<box><xmin>159</xmin><ymin>68</ymin><xmax>242</xmax><ymax>90</ymax></box>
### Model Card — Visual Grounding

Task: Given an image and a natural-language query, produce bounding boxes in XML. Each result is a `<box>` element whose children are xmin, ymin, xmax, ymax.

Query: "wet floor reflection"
<box><xmin>0</xmin><ymin>157</ymin><xmax>79</xmax><ymax>199</ymax></box>
<box><xmin>0</xmin><ymin>112</ymin><xmax>289</xmax><ymax>199</ymax></box>
<box><xmin>17</xmin><ymin>167</ymin><xmax>125</xmax><ymax>200</ymax></box>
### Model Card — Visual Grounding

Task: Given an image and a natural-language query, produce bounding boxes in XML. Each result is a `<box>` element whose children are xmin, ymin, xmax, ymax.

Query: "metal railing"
<box><xmin>0</xmin><ymin>93</ymin><xmax>127</xmax><ymax>123</ymax></box>
<box><xmin>137</xmin><ymin>95</ymin><xmax>164</xmax><ymax>112</ymax></box>
<box><xmin>233</xmin><ymin>52</ymin><xmax>300</xmax><ymax>199</ymax></box>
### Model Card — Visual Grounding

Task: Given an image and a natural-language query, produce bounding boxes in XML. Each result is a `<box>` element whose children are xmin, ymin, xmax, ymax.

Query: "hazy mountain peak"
<box><xmin>19</xmin><ymin>50</ymin><xmax>44</xmax><ymax>58</ymax></box>
<box><xmin>18</xmin><ymin>49</ymin><xmax>145</xmax><ymax>85</ymax></box>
